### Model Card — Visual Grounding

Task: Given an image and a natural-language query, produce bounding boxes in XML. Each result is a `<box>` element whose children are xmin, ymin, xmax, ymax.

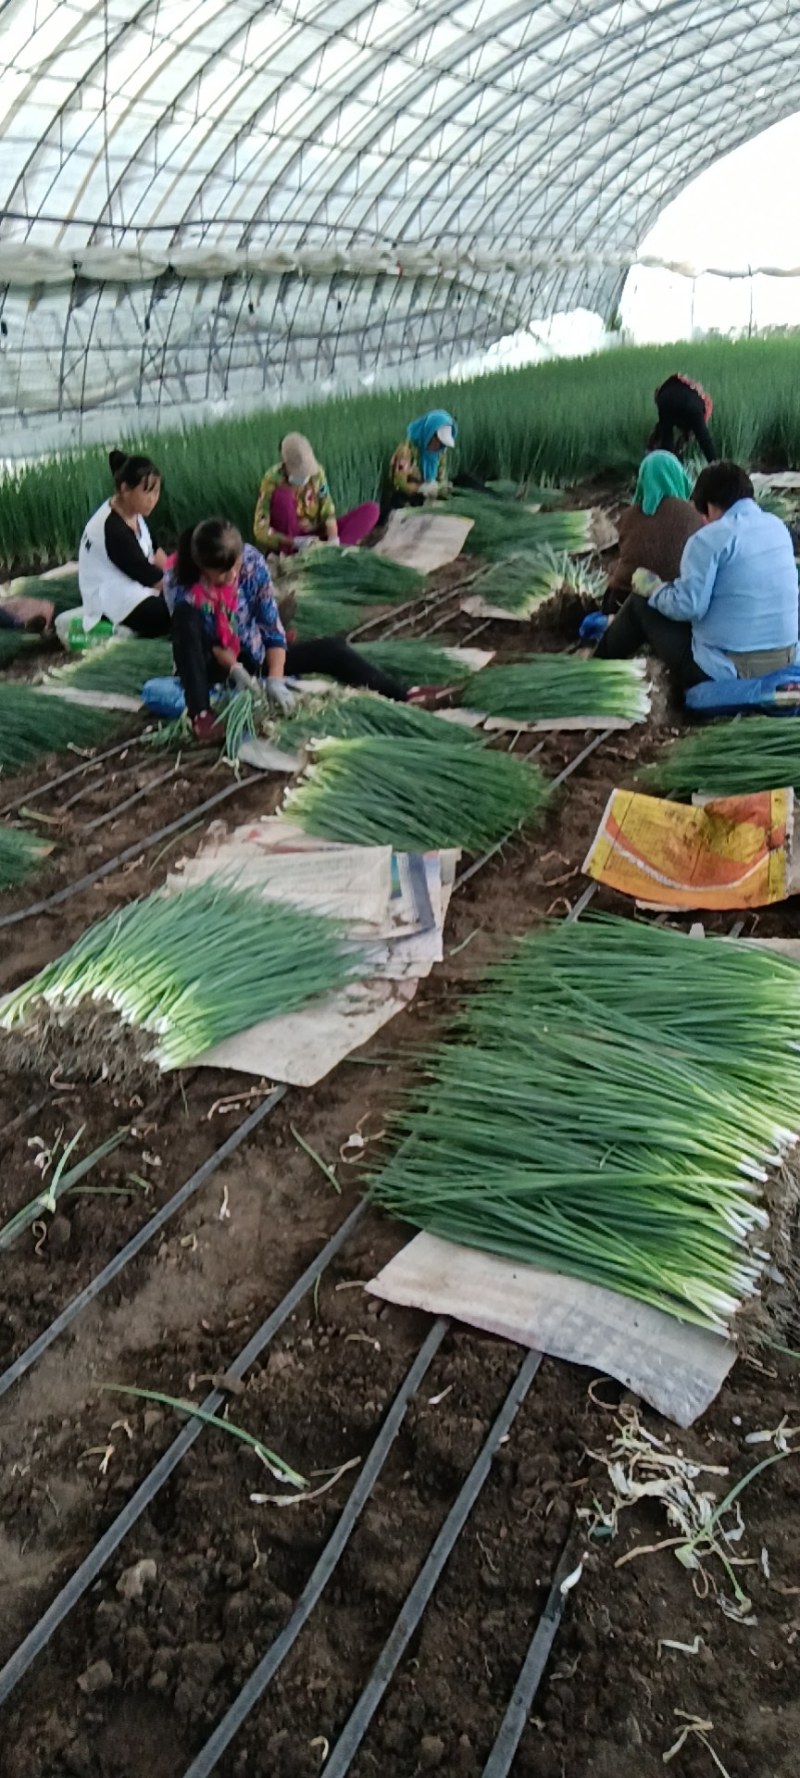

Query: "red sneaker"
<box><xmin>191</xmin><ymin>710</ymin><xmax>224</xmax><ymax>743</ymax></box>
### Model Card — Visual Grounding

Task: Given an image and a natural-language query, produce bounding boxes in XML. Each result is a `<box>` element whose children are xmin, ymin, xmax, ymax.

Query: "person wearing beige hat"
<box><xmin>253</xmin><ymin>432</ymin><xmax>380</xmax><ymax>556</ymax></box>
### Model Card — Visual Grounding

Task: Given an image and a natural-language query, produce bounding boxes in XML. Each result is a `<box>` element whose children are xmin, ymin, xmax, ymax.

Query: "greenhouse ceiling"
<box><xmin>1</xmin><ymin>0</ymin><xmax>798</xmax><ymax>452</ymax></box>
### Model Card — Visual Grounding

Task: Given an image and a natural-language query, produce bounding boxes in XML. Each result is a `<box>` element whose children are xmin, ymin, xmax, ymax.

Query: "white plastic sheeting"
<box><xmin>1</xmin><ymin>0</ymin><xmax>799</xmax><ymax>451</ymax></box>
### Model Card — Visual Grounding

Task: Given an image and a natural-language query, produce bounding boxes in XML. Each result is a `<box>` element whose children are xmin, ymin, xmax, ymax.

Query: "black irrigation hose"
<box><xmin>0</xmin><ymin>1088</ymin><xmax>287</xmax><ymax>1402</ymax></box>
<box><xmin>480</xmin><ymin>1532</ymin><xmax>579</xmax><ymax>1778</ymax></box>
<box><xmin>183</xmin><ymin>1318</ymin><xmax>449</xmax><ymax>1778</ymax></box>
<box><xmin>322</xmin><ymin>1348</ymin><xmax>544</xmax><ymax>1778</ymax></box>
<box><xmin>0</xmin><ymin>735</ymin><xmax>145</xmax><ymax>819</ymax></box>
<box><xmin>81</xmin><ymin>764</ymin><xmax>180</xmax><ymax>833</ymax></box>
<box><xmin>0</xmin><ymin>1198</ymin><xmax>367</xmax><ymax>1707</ymax></box>
<box><xmin>0</xmin><ymin>774</ymin><xmax>259</xmax><ymax>930</ymax></box>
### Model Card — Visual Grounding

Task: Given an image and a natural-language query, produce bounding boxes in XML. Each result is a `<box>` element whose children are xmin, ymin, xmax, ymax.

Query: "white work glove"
<box><xmin>419</xmin><ymin>481</ymin><xmax>440</xmax><ymax>497</ymax></box>
<box><xmin>327</xmin><ymin>536</ymin><xmax>341</xmax><ymax>546</ymax></box>
<box><xmin>293</xmin><ymin>534</ymin><xmax>318</xmax><ymax>553</ymax></box>
<box><xmin>264</xmin><ymin>677</ymin><xmax>296</xmax><ymax>715</ymax></box>
<box><xmin>229</xmin><ymin>662</ymin><xmax>258</xmax><ymax>692</ymax></box>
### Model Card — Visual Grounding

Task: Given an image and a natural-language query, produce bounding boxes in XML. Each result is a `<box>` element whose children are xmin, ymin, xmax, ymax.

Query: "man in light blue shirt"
<box><xmin>596</xmin><ymin>461</ymin><xmax>799</xmax><ymax>689</ymax></box>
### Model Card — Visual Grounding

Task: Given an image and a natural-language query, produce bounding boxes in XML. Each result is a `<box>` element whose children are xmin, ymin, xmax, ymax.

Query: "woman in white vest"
<box><xmin>79</xmin><ymin>450</ymin><xmax>170</xmax><ymax>635</ymax></box>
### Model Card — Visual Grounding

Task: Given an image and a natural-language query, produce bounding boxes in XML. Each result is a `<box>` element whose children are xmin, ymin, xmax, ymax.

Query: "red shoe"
<box><xmin>406</xmin><ymin>683</ymin><xmax>459</xmax><ymax>709</ymax></box>
<box><xmin>191</xmin><ymin>710</ymin><xmax>224</xmax><ymax>743</ymax></box>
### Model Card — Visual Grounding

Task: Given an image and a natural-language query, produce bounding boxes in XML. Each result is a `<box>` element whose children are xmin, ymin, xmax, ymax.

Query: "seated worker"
<box><xmin>167</xmin><ymin>519</ymin><xmax>415</xmax><ymax>741</ymax></box>
<box><xmin>649</xmin><ymin>373</ymin><xmax>716</xmax><ymax>464</ymax></box>
<box><xmin>253</xmin><ymin>433</ymin><xmax>379</xmax><ymax>556</ymax></box>
<box><xmin>605</xmin><ymin>451</ymin><xmax>705</xmax><ymax>612</ymax></box>
<box><xmin>0</xmin><ymin>594</ymin><xmax>55</xmax><ymax>634</ymax></box>
<box><xmin>79</xmin><ymin>450</ymin><xmax>170</xmax><ymax>635</ymax></box>
<box><xmin>389</xmin><ymin>410</ymin><xmax>457</xmax><ymax>504</ymax></box>
<box><xmin>595</xmin><ymin>461</ymin><xmax>799</xmax><ymax>690</ymax></box>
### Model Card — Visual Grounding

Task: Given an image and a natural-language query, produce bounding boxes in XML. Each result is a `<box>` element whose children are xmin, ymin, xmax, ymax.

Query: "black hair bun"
<box><xmin>108</xmin><ymin>449</ymin><xmax>128</xmax><ymax>475</ymax></box>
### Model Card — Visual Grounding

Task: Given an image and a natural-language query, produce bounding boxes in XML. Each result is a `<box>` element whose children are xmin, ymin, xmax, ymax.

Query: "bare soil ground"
<box><xmin>1</xmin><ymin>542</ymin><xmax>798</xmax><ymax>1778</ymax></box>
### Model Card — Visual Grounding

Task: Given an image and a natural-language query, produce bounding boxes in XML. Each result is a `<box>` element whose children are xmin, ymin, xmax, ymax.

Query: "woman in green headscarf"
<box><xmin>605</xmin><ymin>451</ymin><xmax>704</xmax><ymax>612</ymax></box>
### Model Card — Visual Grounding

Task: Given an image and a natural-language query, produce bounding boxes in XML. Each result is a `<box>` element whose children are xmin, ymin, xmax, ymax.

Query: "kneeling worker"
<box><xmin>595</xmin><ymin>461</ymin><xmax>799</xmax><ymax>690</ymax></box>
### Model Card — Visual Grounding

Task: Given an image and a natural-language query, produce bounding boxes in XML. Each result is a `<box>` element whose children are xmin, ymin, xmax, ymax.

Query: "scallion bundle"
<box><xmin>644</xmin><ymin>717</ymin><xmax>800</xmax><ymax>798</ymax></box>
<box><xmin>0</xmin><ymin>629</ymin><xmax>40</xmax><ymax>668</ymax></box>
<box><xmin>284</xmin><ymin>734</ymin><xmax>548</xmax><ymax>852</ymax></box>
<box><xmin>370</xmin><ymin>916</ymin><xmax>800</xmax><ymax>1338</ymax></box>
<box><xmin>446</xmin><ymin>493</ymin><xmax>596</xmax><ymax>560</ymax></box>
<box><xmin>359</xmin><ymin>640</ymin><xmax>472</xmax><ymax>687</ymax></box>
<box><xmin>285</xmin><ymin>548</ymin><xmax>424</xmax><ymax>604</ymax></box>
<box><xmin>464</xmin><ymin>655</ymin><xmax>650</xmax><ymax>723</ymax></box>
<box><xmin>0</xmin><ymin>880</ymin><xmax>366</xmax><ymax>1079</ymax></box>
<box><xmin>0</xmin><ymin>683</ymin><xmax>124</xmax><ymax>773</ymax></box>
<box><xmin>50</xmin><ymin>636</ymin><xmax>174</xmax><ymax>698</ymax></box>
<box><xmin>0</xmin><ymin>826</ymin><xmax>52</xmax><ymax>890</ymax></box>
<box><xmin>275</xmin><ymin>691</ymin><xmax>480</xmax><ymax>752</ymax></box>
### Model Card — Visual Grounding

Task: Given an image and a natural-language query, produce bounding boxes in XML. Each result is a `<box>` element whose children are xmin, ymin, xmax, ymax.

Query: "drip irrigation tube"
<box><xmin>0</xmin><ymin>774</ymin><xmax>258</xmax><ymax>930</ymax></box>
<box><xmin>0</xmin><ymin>1087</ymin><xmax>287</xmax><ymax>1402</ymax></box>
<box><xmin>480</xmin><ymin>1533</ymin><xmax>579</xmax><ymax>1778</ymax></box>
<box><xmin>182</xmin><ymin>1318</ymin><xmax>449</xmax><ymax>1778</ymax></box>
<box><xmin>0</xmin><ymin>1198</ymin><xmax>367</xmax><ymax>1707</ymax></box>
<box><xmin>81</xmin><ymin>764</ymin><xmax>180</xmax><ymax>833</ymax></box>
<box><xmin>455</xmin><ymin>728</ymin><xmax>610</xmax><ymax>890</ymax></box>
<box><xmin>0</xmin><ymin>735</ymin><xmax>146</xmax><ymax>819</ymax></box>
<box><xmin>321</xmin><ymin>1348</ymin><xmax>543</xmax><ymax>1777</ymax></box>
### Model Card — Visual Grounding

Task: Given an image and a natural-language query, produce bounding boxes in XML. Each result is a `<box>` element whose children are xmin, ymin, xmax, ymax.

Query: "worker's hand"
<box><xmin>293</xmin><ymin>535</ymin><xmax>320</xmax><ymax>553</ymax></box>
<box><xmin>212</xmin><ymin>645</ymin><xmax>237</xmax><ymax>673</ymax></box>
<box><xmin>327</xmin><ymin>536</ymin><xmax>341</xmax><ymax>546</ymax></box>
<box><xmin>631</xmin><ymin>568</ymin><xmax>663</xmax><ymax>599</ymax></box>
<box><xmin>229</xmin><ymin>662</ymin><xmax>257</xmax><ymax>692</ymax></box>
<box><xmin>419</xmin><ymin>481</ymin><xmax>440</xmax><ymax>498</ymax></box>
<box><xmin>264</xmin><ymin>676</ymin><xmax>296</xmax><ymax>715</ymax></box>
<box><xmin>152</xmin><ymin>547</ymin><xmax>168</xmax><ymax>570</ymax></box>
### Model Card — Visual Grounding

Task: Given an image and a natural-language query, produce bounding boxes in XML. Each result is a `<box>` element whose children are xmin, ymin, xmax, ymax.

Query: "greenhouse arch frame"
<box><xmin>1</xmin><ymin>0</ymin><xmax>798</xmax><ymax>453</ymax></box>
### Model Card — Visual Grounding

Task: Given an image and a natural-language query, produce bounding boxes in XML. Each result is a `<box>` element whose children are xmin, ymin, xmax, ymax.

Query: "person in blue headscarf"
<box><xmin>389</xmin><ymin>410</ymin><xmax>457</xmax><ymax>504</ymax></box>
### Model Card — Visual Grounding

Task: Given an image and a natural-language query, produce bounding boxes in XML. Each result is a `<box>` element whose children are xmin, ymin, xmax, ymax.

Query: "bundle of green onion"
<box><xmin>485</xmin><ymin>479</ymin><xmax>566</xmax><ymax>506</ymax></box>
<box><xmin>469</xmin><ymin>552</ymin><xmax>566</xmax><ymax>617</ymax></box>
<box><xmin>464</xmin><ymin>656</ymin><xmax>650</xmax><ymax>723</ymax></box>
<box><xmin>286</xmin><ymin>547</ymin><xmax>425</xmax><ymax>604</ymax></box>
<box><xmin>0</xmin><ymin>881</ymin><xmax>367</xmax><ymax>1079</ymax></box>
<box><xmin>0</xmin><ymin>826</ymin><xmax>52</xmax><ymax>890</ymax></box>
<box><xmin>275</xmin><ymin>691</ymin><xmax>479</xmax><ymax>753</ymax></box>
<box><xmin>50</xmin><ymin>636</ymin><xmax>174</xmax><ymax>698</ymax></box>
<box><xmin>291</xmin><ymin>592</ymin><xmax>368</xmax><ymax>638</ymax></box>
<box><xmin>644</xmin><ymin>717</ymin><xmax>800</xmax><ymax>798</ymax></box>
<box><xmin>0</xmin><ymin>628</ymin><xmax>41</xmax><ymax>668</ymax></box>
<box><xmin>358</xmin><ymin>641</ymin><xmax>472</xmax><ymax>688</ymax></box>
<box><xmin>284</xmin><ymin>734</ymin><xmax>548</xmax><ymax>852</ymax></box>
<box><xmin>755</xmin><ymin>486</ymin><xmax>798</xmax><ymax>525</ymax></box>
<box><xmin>470</xmin><ymin>548</ymin><xmax>604</xmax><ymax>618</ymax></box>
<box><xmin>0</xmin><ymin>684</ymin><xmax>124</xmax><ymax>773</ymax></box>
<box><xmin>446</xmin><ymin>493</ymin><xmax>596</xmax><ymax>560</ymax></box>
<box><xmin>370</xmin><ymin>916</ymin><xmax>800</xmax><ymax>1338</ymax></box>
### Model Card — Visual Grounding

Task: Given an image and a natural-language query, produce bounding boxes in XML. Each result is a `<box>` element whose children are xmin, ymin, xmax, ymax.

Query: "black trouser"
<box><xmin>594</xmin><ymin>593</ymin><xmax>709</xmax><ymax>691</ymax></box>
<box><xmin>122</xmin><ymin>594</ymin><xmax>171</xmax><ymax>638</ymax></box>
<box><xmin>654</xmin><ymin>380</ymin><xmax>716</xmax><ymax>463</ymax></box>
<box><xmin>172</xmin><ymin>603</ymin><xmax>406</xmax><ymax>719</ymax></box>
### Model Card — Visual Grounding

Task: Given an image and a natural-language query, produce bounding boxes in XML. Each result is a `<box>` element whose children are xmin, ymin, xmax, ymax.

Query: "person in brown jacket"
<box><xmin>605</xmin><ymin>452</ymin><xmax>705</xmax><ymax>612</ymax></box>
